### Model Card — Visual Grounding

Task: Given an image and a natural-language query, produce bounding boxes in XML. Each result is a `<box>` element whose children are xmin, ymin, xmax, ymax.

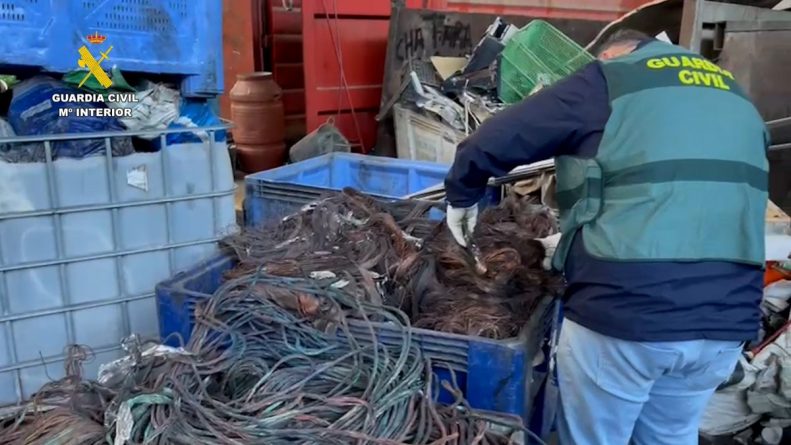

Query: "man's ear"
<box><xmin>598</xmin><ymin>49</ymin><xmax>615</xmax><ymax>61</ymax></box>
<box><xmin>597</xmin><ymin>43</ymin><xmax>637</xmax><ymax>61</ymax></box>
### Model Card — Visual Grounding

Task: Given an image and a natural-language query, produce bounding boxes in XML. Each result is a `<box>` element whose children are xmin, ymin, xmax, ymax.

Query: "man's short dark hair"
<box><xmin>596</xmin><ymin>29</ymin><xmax>652</xmax><ymax>56</ymax></box>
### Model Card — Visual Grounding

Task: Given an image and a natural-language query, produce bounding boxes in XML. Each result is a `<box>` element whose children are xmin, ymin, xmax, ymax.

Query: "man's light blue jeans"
<box><xmin>556</xmin><ymin>319</ymin><xmax>743</xmax><ymax>445</ymax></box>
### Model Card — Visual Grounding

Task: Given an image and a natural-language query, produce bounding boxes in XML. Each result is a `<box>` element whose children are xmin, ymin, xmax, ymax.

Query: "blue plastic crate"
<box><xmin>243</xmin><ymin>153</ymin><xmax>501</xmax><ymax>226</ymax></box>
<box><xmin>155</xmin><ymin>252</ymin><xmax>557</xmax><ymax>425</ymax></box>
<box><xmin>0</xmin><ymin>0</ymin><xmax>222</xmax><ymax>97</ymax></box>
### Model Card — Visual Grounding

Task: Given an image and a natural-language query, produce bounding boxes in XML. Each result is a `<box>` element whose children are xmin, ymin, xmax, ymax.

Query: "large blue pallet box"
<box><xmin>155</xmin><ymin>252</ymin><xmax>559</xmax><ymax>426</ymax></box>
<box><xmin>0</xmin><ymin>126</ymin><xmax>236</xmax><ymax>406</ymax></box>
<box><xmin>243</xmin><ymin>153</ymin><xmax>502</xmax><ymax>226</ymax></box>
<box><xmin>0</xmin><ymin>0</ymin><xmax>222</xmax><ymax>97</ymax></box>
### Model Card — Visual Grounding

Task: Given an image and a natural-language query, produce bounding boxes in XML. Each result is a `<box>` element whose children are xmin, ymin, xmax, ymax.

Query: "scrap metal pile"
<box><xmin>1</xmin><ymin>273</ymin><xmax>526</xmax><ymax>444</ymax></box>
<box><xmin>1</xmin><ymin>189</ymin><xmax>559</xmax><ymax>444</ymax></box>
<box><xmin>382</xmin><ymin>18</ymin><xmax>593</xmax><ymax>140</ymax></box>
<box><xmin>224</xmin><ymin>188</ymin><xmax>563</xmax><ymax>339</ymax></box>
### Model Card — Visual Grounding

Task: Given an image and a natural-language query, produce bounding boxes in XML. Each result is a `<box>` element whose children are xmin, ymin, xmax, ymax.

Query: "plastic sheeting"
<box><xmin>747</xmin><ymin>328</ymin><xmax>791</xmax><ymax>417</ymax></box>
<box><xmin>162</xmin><ymin>100</ymin><xmax>227</xmax><ymax>146</ymax></box>
<box><xmin>5</xmin><ymin>76</ymin><xmax>133</xmax><ymax>162</ymax></box>
<box><xmin>702</xmin><ymin>327</ymin><xmax>791</xmax><ymax>436</ymax></box>
<box><xmin>107</xmin><ymin>83</ymin><xmax>180</xmax><ymax>138</ymax></box>
<box><xmin>701</xmin><ymin>356</ymin><xmax>763</xmax><ymax>436</ymax></box>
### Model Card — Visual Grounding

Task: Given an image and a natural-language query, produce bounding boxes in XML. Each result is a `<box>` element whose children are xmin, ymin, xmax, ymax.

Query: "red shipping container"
<box><xmin>269</xmin><ymin>0</ymin><xmax>656</xmax><ymax>152</ymax></box>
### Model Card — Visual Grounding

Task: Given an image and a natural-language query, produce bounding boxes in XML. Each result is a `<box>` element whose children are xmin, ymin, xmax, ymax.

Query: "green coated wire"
<box><xmin>102</xmin><ymin>270</ymin><xmax>540</xmax><ymax>445</ymax></box>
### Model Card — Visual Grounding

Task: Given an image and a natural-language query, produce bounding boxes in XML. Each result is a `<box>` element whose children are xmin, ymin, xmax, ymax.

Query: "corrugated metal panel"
<box><xmin>270</xmin><ymin>0</ymin><xmax>425</xmax><ymax>149</ymax></box>
<box><xmin>221</xmin><ymin>0</ymin><xmax>261</xmax><ymax>119</ymax></box>
<box><xmin>426</xmin><ymin>0</ymin><xmax>654</xmax><ymax>21</ymax></box>
<box><xmin>268</xmin><ymin>0</ymin><xmax>306</xmax><ymax>144</ymax></box>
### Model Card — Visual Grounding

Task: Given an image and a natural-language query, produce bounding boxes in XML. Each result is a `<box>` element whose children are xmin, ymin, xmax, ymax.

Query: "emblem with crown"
<box><xmin>87</xmin><ymin>31</ymin><xmax>107</xmax><ymax>45</ymax></box>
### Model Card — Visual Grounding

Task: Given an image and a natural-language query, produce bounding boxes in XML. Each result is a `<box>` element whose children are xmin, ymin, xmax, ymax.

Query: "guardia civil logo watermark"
<box><xmin>53</xmin><ymin>32</ymin><xmax>139</xmax><ymax>118</ymax></box>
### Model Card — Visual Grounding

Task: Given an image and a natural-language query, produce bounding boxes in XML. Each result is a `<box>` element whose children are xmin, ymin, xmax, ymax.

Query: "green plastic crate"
<box><xmin>499</xmin><ymin>20</ymin><xmax>595</xmax><ymax>104</ymax></box>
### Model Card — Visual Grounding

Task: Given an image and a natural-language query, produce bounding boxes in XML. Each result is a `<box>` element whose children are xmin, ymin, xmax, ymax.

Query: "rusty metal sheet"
<box><xmin>587</xmin><ymin>0</ymin><xmax>684</xmax><ymax>53</ymax></box>
<box><xmin>719</xmin><ymin>22</ymin><xmax>791</xmax><ymax>121</ymax></box>
<box><xmin>425</xmin><ymin>0</ymin><xmax>654</xmax><ymax>21</ymax></box>
<box><xmin>718</xmin><ymin>21</ymin><xmax>791</xmax><ymax>214</ymax></box>
<box><xmin>769</xmin><ymin>143</ymin><xmax>791</xmax><ymax>215</ymax></box>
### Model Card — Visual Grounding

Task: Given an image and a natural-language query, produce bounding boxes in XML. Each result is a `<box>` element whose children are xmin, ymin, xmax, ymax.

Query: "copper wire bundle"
<box><xmin>225</xmin><ymin>189</ymin><xmax>563</xmax><ymax>339</ymax></box>
<box><xmin>415</xmin><ymin>194</ymin><xmax>564</xmax><ymax>338</ymax></box>
<box><xmin>224</xmin><ymin>189</ymin><xmax>443</xmax><ymax>313</ymax></box>
<box><xmin>0</xmin><ymin>346</ymin><xmax>111</xmax><ymax>445</ymax></box>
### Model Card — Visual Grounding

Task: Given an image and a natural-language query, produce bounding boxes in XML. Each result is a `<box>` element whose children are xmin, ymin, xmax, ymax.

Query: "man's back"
<box><xmin>556</xmin><ymin>41</ymin><xmax>768</xmax><ymax>342</ymax></box>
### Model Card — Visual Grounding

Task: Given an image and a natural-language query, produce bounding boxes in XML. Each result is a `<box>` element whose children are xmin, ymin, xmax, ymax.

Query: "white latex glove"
<box><xmin>537</xmin><ymin>232</ymin><xmax>562</xmax><ymax>271</ymax></box>
<box><xmin>446</xmin><ymin>204</ymin><xmax>478</xmax><ymax>247</ymax></box>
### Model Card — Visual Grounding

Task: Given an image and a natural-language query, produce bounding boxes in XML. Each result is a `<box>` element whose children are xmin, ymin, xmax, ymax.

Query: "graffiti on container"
<box><xmin>396</xmin><ymin>27</ymin><xmax>425</xmax><ymax>61</ymax></box>
<box><xmin>395</xmin><ymin>18</ymin><xmax>473</xmax><ymax>62</ymax></box>
<box><xmin>432</xmin><ymin>20</ymin><xmax>472</xmax><ymax>52</ymax></box>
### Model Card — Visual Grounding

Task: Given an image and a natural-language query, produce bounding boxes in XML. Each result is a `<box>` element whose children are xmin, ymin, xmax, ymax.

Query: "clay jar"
<box><xmin>229</xmin><ymin>72</ymin><xmax>286</xmax><ymax>172</ymax></box>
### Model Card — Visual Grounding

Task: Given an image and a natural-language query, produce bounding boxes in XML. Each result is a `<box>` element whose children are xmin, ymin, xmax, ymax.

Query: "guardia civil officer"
<box><xmin>444</xmin><ymin>30</ymin><xmax>768</xmax><ymax>445</ymax></box>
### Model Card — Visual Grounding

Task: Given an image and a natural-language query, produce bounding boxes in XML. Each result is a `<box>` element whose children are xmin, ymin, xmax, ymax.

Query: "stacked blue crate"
<box><xmin>0</xmin><ymin>0</ymin><xmax>222</xmax><ymax>97</ymax></box>
<box><xmin>244</xmin><ymin>153</ymin><xmax>502</xmax><ymax>226</ymax></box>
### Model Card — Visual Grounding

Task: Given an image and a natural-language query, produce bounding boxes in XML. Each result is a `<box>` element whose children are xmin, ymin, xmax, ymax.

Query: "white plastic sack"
<box><xmin>747</xmin><ymin>328</ymin><xmax>791</xmax><ymax>416</ymax></box>
<box><xmin>767</xmin><ymin>234</ymin><xmax>791</xmax><ymax>261</ymax></box>
<box><xmin>98</xmin><ymin>343</ymin><xmax>190</xmax><ymax>387</ymax></box>
<box><xmin>700</xmin><ymin>388</ymin><xmax>762</xmax><ymax>436</ymax></box>
<box><xmin>764</xmin><ymin>280</ymin><xmax>791</xmax><ymax>313</ymax></box>
<box><xmin>701</xmin><ymin>355</ymin><xmax>762</xmax><ymax>435</ymax></box>
<box><xmin>108</xmin><ymin>83</ymin><xmax>180</xmax><ymax>138</ymax></box>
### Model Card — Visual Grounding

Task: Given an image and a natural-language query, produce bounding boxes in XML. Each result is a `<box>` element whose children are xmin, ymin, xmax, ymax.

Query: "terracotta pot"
<box><xmin>235</xmin><ymin>144</ymin><xmax>286</xmax><ymax>172</ymax></box>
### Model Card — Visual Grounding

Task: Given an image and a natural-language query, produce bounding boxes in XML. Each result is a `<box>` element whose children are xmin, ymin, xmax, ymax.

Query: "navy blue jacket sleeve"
<box><xmin>444</xmin><ymin>61</ymin><xmax>611</xmax><ymax>208</ymax></box>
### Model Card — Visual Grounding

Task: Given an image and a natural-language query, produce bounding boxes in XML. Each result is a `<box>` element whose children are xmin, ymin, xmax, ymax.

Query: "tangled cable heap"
<box><xmin>0</xmin><ymin>346</ymin><xmax>110</xmax><ymax>445</ymax></box>
<box><xmin>225</xmin><ymin>188</ymin><xmax>564</xmax><ymax>339</ymax></box>
<box><xmin>225</xmin><ymin>189</ymin><xmax>439</xmax><ymax>312</ymax></box>
<box><xmin>1</xmin><ymin>272</ymin><xmax>527</xmax><ymax>444</ymax></box>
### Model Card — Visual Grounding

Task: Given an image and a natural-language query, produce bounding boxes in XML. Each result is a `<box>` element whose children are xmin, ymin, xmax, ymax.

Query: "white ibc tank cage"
<box><xmin>0</xmin><ymin>127</ymin><xmax>237</xmax><ymax>405</ymax></box>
